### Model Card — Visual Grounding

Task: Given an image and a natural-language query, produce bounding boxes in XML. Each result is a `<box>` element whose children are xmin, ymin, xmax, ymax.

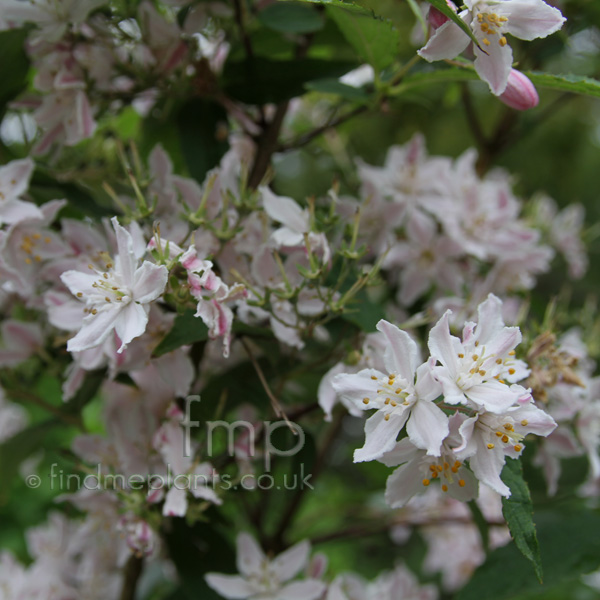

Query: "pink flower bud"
<box><xmin>427</xmin><ymin>1</ymin><xmax>457</xmax><ymax>30</ymax></box>
<box><xmin>499</xmin><ymin>70</ymin><xmax>539</xmax><ymax>110</ymax></box>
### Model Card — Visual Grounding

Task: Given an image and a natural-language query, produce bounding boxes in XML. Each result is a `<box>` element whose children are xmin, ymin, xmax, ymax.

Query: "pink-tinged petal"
<box><xmin>0</xmin><ymin>199</ymin><xmax>44</xmax><ymax>225</ymax></box>
<box><xmin>406</xmin><ymin>400</ymin><xmax>449</xmax><ymax>456</ymax></box>
<box><xmin>75</xmin><ymin>90</ymin><xmax>96</xmax><ymax>141</ymax></box>
<box><xmin>114</xmin><ymin>302</ymin><xmax>149</xmax><ymax>352</ymax></box>
<box><xmin>306</xmin><ymin>553</ymin><xmax>328</xmax><ymax>579</ymax></box>
<box><xmin>236</xmin><ymin>532</ymin><xmax>264</xmax><ymax>577</ymax></box>
<box><xmin>331</xmin><ymin>369</ymin><xmax>381</xmax><ymax>410</ymax></box>
<box><xmin>162</xmin><ymin>486</ymin><xmax>187</xmax><ymax>517</ymax></box>
<box><xmin>469</xmin><ymin>439</ymin><xmax>510</xmax><ymax>497</ymax></box>
<box><xmin>354</xmin><ymin>411</ymin><xmax>407</xmax><ymax>463</ymax></box>
<box><xmin>132</xmin><ymin>262</ymin><xmax>168</xmax><ymax>303</ymax></box>
<box><xmin>278</xmin><ymin>580</ymin><xmax>327</xmax><ymax>600</ymax></box>
<box><xmin>261</xmin><ymin>186</ymin><xmax>309</xmax><ymax>233</ymax></box>
<box><xmin>428</xmin><ymin>311</ymin><xmax>460</xmax><ymax>376</ymax></box>
<box><xmin>385</xmin><ymin>458</ymin><xmax>426</xmax><ymax>508</ymax></box>
<box><xmin>154</xmin><ymin>350</ymin><xmax>194</xmax><ymax>397</ymax></box>
<box><xmin>376</xmin><ymin>320</ymin><xmax>418</xmax><ymax>381</ymax></box>
<box><xmin>2</xmin><ymin>320</ymin><xmax>43</xmax><ymax>354</ymax></box>
<box><xmin>501</xmin><ymin>0</ymin><xmax>565</xmax><ymax>41</ymax></box>
<box><xmin>474</xmin><ymin>38</ymin><xmax>513</xmax><ymax>95</ymax></box>
<box><xmin>60</xmin><ymin>270</ymin><xmax>99</xmax><ymax>300</ymax></box>
<box><xmin>418</xmin><ymin>19</ymin><xmax>470</xmax><ymax>62</ymax></box>
<box><xmin>399</xmin><ymin>268</ymin><xmax>432</xmax><ymax>306</ymax></box>
<box><xmin>205</xmin><ymin>574</ymin><xmax>255</xmax><ymax>599</ymax></box>
<box><xmin>379</xmin><ymin>437</ymin><xmax>421</xmax><ymax>467</ymax></box>
<box><xmin>190</xmin><ymin>484</ymin><xmax>222</xmax><ymax>505</ymax></box>
<box><xmin>271</xmin><ymin>540</ymin><xmax>310</xmax><ymax>582</ymax></box>
<box><xmin>0</xmin><ymin>158</ymin><xmax>34</xmax><ymax>199</ymax></box>
<box><xmin>514</xmin><ymin>402</ymin><xmax>557</xmax><ymax>437</ymax></box>
<box><xmin>466</xmin><ymin>381</ymin><xmax>519</xmax><ymax>413</ymax></box>
<box><xmin>67</xmin><ymin>307</ymin><xmax>121</xmax><ymax>353</ymax></box>
<box><xmin>474</xmin><ymin>294</ymin><xmax>504</xmax><ymax>344</ymax></box>
<box><xmin>148</xmin><ymin>144</ymin><xmax>172</xmax><ymax>184</ymax></box>
<box><xmin>111</xmin><ymin>217</ymin><xmax>136</xmax><ymax>288</ymax></box>
<box><xmin>414</xmin><ymin>360</ymin><xmax>442</xmax><ymax>402</ymax></box>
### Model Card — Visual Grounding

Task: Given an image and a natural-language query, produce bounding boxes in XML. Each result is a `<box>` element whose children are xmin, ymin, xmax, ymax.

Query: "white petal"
<box><xmin>112</xmin><ymin>217</ymin><xmax>137</xmax><ymax>288</ymax></box>
<box><xmin>385</xmin><ymin>460</ymin><xmax>426</xmax><ymax>508</ymax></box>
<box><xmin>376</xmin><ymin>320</ymin><xmax>418</xmax><ymax>382</ymax></box>
<box><xmin>474</xmin><ymin>38</ymin><xmax>513</xmax><ymax>95</ymax></box>
<box><xmin>502</xmin><ymin>0</ymin><xmax>565</xmax><ymax>40</ymax></box>
<box><xmin>271</xmin><ymin>540</ymin><xmax>309</xmax><ymax>582</ymax></box>
<box><xmin>466</xmin><ymin>381</ymin><xmax>519</xmax><ymax>413</ymax></box>
<box><xmin>406</xmin><ymin>400</ymin><xmax>449</xmax><ymax>456</ymax></box>
<box><xmin>418</xmin><ymin>19</ymin><xmax>470</xmax><ymax>62</ymax></box>
<box><xmin>132</xmin><ymin>261</ymin><xmax>168</xmax><ymax>303</ymax></box>
<box><xmin>469</xmin><ymin>441</ymin><xmax>510</xmax><ymax>497</ymax></box>
<box><xmin>0</xmin><ymin>158</ymin><xmax>34</xmax><ymax>200</ymax></box>
<box><xmin>278</xmin><ymin>580</ymin><xmax>327</xmax><ymax>600</ymax></box>
<box><xmin>261</xmin><ymin>186</ymin><xmax>309</xmax><ymax>233</ymax></box>
<box><xmin>428</xmin><ymin>311</ymin><xmax>460</xmax><ymax>376</ymax></box>
<box><xmin>236</xmin><ymin>533</ymin><xmax>264</xmax><ymax>577</ymax></box>
<box><xmin>354</xmin><ymin>411</ymin><xmax>407</xmax><ymax>463</ymax></box>
<box><xmin>162</xmin><ymin>487</ymin><xmax>188</xmax><ymax>517</ymax></box>
<box><xmin>66</xmin><ymin>307</ymin><xmax>120</xmax><ymax>352</ymax></box>
<box><xmin>205</xmin><ymin>574</ymin><xmax>255</xmax><ymax>599</ymax></box>
<box><xmin>379</xmin><ymin>437</ymin><xmax>420</xmax><ymax>468</ymax></box>
<box><xmin>0</xmin><ymin>199</ymin><xmax>44</xmax><ymax>225</ymax></box>
<box><xmin>60</xmin><ymin>270</ymin><xmax>102</xmax><ymax>298</ymax></box>
<box><xmin>114</xmin><ymin>302</ymin><xmax>149</xmax><ymax>352</ymax></box>
<box><xmin>331</xmin><ymin>369</ymin><xmax>381</xmax><ymax>410</ymax></box>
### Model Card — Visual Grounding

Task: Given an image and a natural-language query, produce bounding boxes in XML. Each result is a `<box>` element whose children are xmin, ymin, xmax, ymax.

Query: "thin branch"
<box><xmin>240</xmin><ymin>337</ymin><xmax>294</xmax><ymax>430</ymax></box>
<box><xmin>232</xmin><ymin>0</ymin><xmax>254</xmax><ymax>61</ymax></box>
<box><xmin>277</xmin><ymin>104</ymin><xmax>368</xmax><ymax>152</ymax></box>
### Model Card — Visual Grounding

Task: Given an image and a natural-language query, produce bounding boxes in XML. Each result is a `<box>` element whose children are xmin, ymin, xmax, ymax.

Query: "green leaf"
<box><xmin>424</xmin><ymin>0</ymin><xmax>482</xmax><ymax>50</ymax></box>
<box><xmin>305</xmin><ymin>78</ymin><xmax>370</xmax><ymax>100</ymax></box>
<box><xmin>326</xmin><ymin>6</ymin><xmax>399</xmax><ymax>72</ymax></box>
<box><xmin>0</xmin><ymin>28</ymin><xmax>30</xmax><ymax>112</ymax></box>
<box><xmin>177</xmin><ymin>99</ymin><xmax>230</xmax><ymax>184</ymax></box>
<box><xmin>456</xmin><ymin>509</ymin><xmax>600</xmax><ymax>600</ymax></box>
<box><xmin>525</xmin><ymin>72</ymin><xmax>600</xmax><ymax>99</ymax></box>
<box><xmin>153</xmin><ymin>310</ymin><xmax>208</xmax><ymax>357</ymax></box>
<box><xmin>258</xmin><ymin>2</ymin><xmax>325</xmax><ymax>34</ymax></box>
<box><xmin>392</xmin><ymin>66</ymin><xmax>479</xmax><ymax>94</ymax></box>
<box><xmin>340</xmin><ymin>288</ymin><xmax>386</xmax><ymax>332</ymax></box>
<box><xmin>501</xmin><ymin>458</ymin><xmax>543</xmax><ymax>582</ymax></box>
<box><xmin>221</xmin><ymin>58</ymin><xmax>357</xmax><ymax>104</ymax></box>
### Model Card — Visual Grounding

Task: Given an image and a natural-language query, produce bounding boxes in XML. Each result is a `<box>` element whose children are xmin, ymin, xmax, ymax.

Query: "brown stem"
<box><xmin>119</xmin><ymin>555</ymin><xmax>144</xmax><ymax>600</ymax></box>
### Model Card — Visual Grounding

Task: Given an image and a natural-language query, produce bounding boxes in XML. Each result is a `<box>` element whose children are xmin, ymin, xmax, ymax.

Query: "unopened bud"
<box><xmin>499</xmin><ymin>69</ymin><xmax>539</xmax><ymax>110</ymax></box>
<box><xmin>427</xmin><ymin>1</ymin><xmax>457</xmax><ymax>30</ymax></box>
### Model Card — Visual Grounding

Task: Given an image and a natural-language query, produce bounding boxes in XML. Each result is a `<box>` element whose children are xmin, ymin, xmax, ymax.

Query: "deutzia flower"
<box><xmin>0</xmin><ymin>158</ymin><xmax>43</xmax><ymax>227</ymax></box>
<box><xmin>428</xmin><ymin>294</ymin><xmax>529</xmax><ymax>414</ymax></box>
<box><xmin>455</xmin><ymin>400</ymin><xmax>556</xmax><ymax>496</ymax></box>
<box><xmin>61</xmin><ymin>217</ymin><xmax>168</xmax><ymax>353</ymax></box>
<box><xmin>333</xmin><ymin>319</ymin><xmax>447</xmax><ymax>462</ymax></box>
<box><xmin>205</xmin><ymin>533</ymin><xmax>326</xmax><ymax>600</ymax></box>
<box><xmin>419</xmin><ymin>0</ymin><xmax>566</xmax><ymax>95</ymax></box>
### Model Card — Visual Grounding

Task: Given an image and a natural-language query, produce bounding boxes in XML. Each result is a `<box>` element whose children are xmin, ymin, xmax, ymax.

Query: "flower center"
<box><xmin>421</xmin><ymin>457</ymin><xmax>467</xmax><ymax>491</ymax></box>
<box><xmin>20</xmin><ymin>232</ymin><xmax>52</xmax><ymax>265</ymax></box>
<box><xmin>476</xmin><ymin>12</ymin><xmax>509</xmax><ymax>47</ymax></box>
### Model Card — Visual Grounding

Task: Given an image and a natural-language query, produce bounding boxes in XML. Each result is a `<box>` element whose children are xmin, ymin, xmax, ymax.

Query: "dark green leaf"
<box><xmin>221</xmin><ymin>58</ymin><xmax>357</xmax><ymax>104</ymax></box>
<box><xmin>177</xmin><ymin>99</ymin><xmax>230</xmax><ymax>184</ymax></box>
<box><xmin>425</xmin><ymin>0</ymin><xmax>482</xmax><ymax>50</ymax></box>
<box><xmin>305</xmin><ymin>78</ymin><xmax>370</xmax><ymax>100</ymax></box>
<box><xmin>0</xmin><ymin>28</ymin><xmax>30</xmax><ymax>113</ymax></box>
<box><xmin>153</xmin><ymin>310</ymin><xmax>208</xmax><ymax>357</ymax></box>
<box><xmin>525</xmin><ymin>72</ymin><xmax>600</xmax><ymax>99</ymax></box>
<box><xmin>258</xmin><ymin>3</ymin><xmax>324</xmax><ymax>34</ymax></box>
<box><xmin>501</xmin><ymin>458</ymin><xmax>543</xmax><ymax>582</ymax></box>
<box><xmin>340</xmin><ymin>288</ymin><xmax>385</xmax><ymax>332</ymax></box>
<box><xmin>326</xmin><ymin>6</ymin><xmax>400</xmax><ymax>72</ymax></box>
<box><xmin>456</xmin><ymin>509</ymin><xmax>600</xmax><ymax>600</ymax></box>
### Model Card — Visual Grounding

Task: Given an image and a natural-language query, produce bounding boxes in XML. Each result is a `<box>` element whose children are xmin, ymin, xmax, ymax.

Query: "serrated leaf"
<box><xmin>424</xmin><ymin>0</ymin><xmax>482</xmax><ymax>50</ymax></box>
<box><xmin>305</xmin><ymin>78</ymin><xmax>370</xmax><ymax>100</ymax></box>
<box><xmin>258</xmin><ymin>2</ymin><xmax>324</xmax><ymax>34</ymax></box>
<box><xmin>221</xmin><ymin>58</ymin><xmax>357</xmax><ymax>104</ymax></box>
<box><xmin>153</xmin><ymin>310</ymin><xmax>208</xmax><ymax>357</ymax></box>
<box><xmin>525</xmin><ymin>71</ymin><xmax>600</xmax><ymax>98</ymax></box>
<box><xmin>501</xmin><ymin>458</ymin><xmax>543</xmax><ymax>582</ymax></box>
<box><xmin>326</xmin><ymin>6</ymin><xmax>400</xmax><ymax>72</ymax></box>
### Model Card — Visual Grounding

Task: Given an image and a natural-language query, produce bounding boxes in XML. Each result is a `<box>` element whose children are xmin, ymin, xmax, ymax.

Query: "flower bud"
<box><xmin>427</xmin><ymin>1</ymin><xmax>457</xmax><ymax>30</ymax></box>
<box><xmin>499</xmin><ymin>69</ymin><xmax>539</xmax><ymax>110</ymax></box>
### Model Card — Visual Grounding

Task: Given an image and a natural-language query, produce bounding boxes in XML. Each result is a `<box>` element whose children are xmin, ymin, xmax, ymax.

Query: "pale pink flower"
<box><xmin>0</xmin><ymin>158</ymin><xmax>43</xmax><ymax>226</ymax></box>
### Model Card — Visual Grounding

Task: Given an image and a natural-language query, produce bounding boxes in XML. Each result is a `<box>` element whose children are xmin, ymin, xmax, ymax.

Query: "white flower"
<box><xmin>428</xmin><ymin>294</ymin><xmax>528</xmax><ymax>413</ymax></box>
<box><xmin>61</xmin><ymin>217</ymin><xmax>168</xmax><ymax>353</ymax></box>
<box><xmin>333</xmin><ymin>319</ymin><xmax>447</xmax><ymax>461</ymax></box>
<box><xmin>419</xmin><ymin>0</ymin><xmax>566</xmax><ymax>95</ymax></box>
<box><xmin>205</xmin><ymin>533</ymin><xmax>326</xmax><ymax>600</ymax></box>
<box><xmin>455</xmin><ymin>401</ymin><xmax>556</xmax><ymax>496</ymax></box>
<box><xmin>0</xmin><ymin>158</ymin><xmax>43</xmax><ymax>226</ymax></box>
